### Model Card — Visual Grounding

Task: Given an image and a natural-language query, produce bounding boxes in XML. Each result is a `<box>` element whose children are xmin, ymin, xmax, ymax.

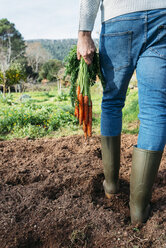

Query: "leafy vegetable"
<box><xmin>64</xmin><ymin>45</ymin><xmax>105</xmax><ymax>137</ymax></box>
<box><xmin>64</xmin><ymin>46</ymin><xmax>79</xmax><ymax>107</ymax></box>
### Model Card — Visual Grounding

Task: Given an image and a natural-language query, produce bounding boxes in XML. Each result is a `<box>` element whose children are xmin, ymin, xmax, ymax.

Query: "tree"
<box><xmin>38</xmin><ymin>59</ymin><xmax>63</xmax><ymax>82</ymax></box>
<box><xmin>0</xmin><ymin>18</ymin><xmax>26</xmax><ymax>67</ymax></box>
<box><xmin>0</xmin><ymin>62</ymin><xmax>26</xmax><ymax>94</ymax></box>
<box><xmin>0</xmin><ymin>18</ymin><xmax>26</xmax><ymax>94</ymax></box>
<box><xmin>26</xmin><ymin>41</ymin><xmax>51</xmax><ymax>74</ymax></box>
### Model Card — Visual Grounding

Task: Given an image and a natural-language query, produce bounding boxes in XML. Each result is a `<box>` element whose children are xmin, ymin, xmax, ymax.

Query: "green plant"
<box><xmin>0</xmin><ymin>100</ymin><xmax>77</xmax><ymax>139</ymax></box>
<box><xmin>38</xmin><ymin>59</ymin><xmax>62</xmax><ymax>82</ymax></box>
<box><xmin>0</xmin><ymin>85</ymin><xmax>140</xmax><ymax>140</ymax></box>
<box><xmin>70</xmin><ymin>230</ymin><xmax>86</xmax><ymax>246</ymax></box>
<box><xmin>133</xmin><ymin>227</ymin><xmax>140</xmax><ymax>232</ymax></box>
<box><xmin>122</xmin><ymin>89</ymin><xmax>139</xmax><ymax>134</ymax></box>
<box><xmin>64</xmin><ymin>45</ymin><xmax>105</xmax><ymax>106</ymax></box>
<box><xmin>0</xmin><ymin>62</ymin><xmax>26</xmax><ymax>95</ymax></box>
<box><xmin>64</xmin><ymin>46</ymin><xmax>105</xmax><ymax>137</ymax></box>
<box><xmin>0</xmin><ymin>94</ymin><xmax>14</xmax><ymax>105</ymax></box>
<box><xmin>57</xmin><ymin>92</ymin><xmax>68</xmax><ymax>101</ymax></box>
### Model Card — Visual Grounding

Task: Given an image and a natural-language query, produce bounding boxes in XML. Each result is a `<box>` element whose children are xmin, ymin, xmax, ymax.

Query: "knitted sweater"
<box><xmin>79</xmin><ymin>0</ymin><xmax>166</xmax><ymax>31</ymax></box>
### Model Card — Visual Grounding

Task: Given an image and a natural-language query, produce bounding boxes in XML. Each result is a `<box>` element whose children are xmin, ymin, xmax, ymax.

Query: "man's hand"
<box><xmin>77</xmin><ymin>31</ymin><xmax>96</xmax><ymax>65</ymax></box>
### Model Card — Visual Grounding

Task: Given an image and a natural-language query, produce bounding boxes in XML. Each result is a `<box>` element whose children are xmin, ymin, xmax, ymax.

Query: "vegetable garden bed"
<box><xmin>0</xmin><ymin>134</ymin><xmax>165</xmax><ymax>248</ymax></box>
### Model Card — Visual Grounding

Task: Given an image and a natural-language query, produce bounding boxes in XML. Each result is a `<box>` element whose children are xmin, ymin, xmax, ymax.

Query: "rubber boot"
<box><xmin>101</xmin><ymin>135</ymin><xmax>121</xmax><ymax>199</ymax></box>
<box><xmin>130</xmin><ymin>146</ymin><xmax>163</xmax><ymax>224</ymax></box>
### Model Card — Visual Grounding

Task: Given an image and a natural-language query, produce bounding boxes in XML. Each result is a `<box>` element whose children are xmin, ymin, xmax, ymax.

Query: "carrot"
<box><xmin>77</xmin><ymin>85</ymin><xmax>80</xmax><ymax>99</ymax></box>
<box><xmin>74</xmin><ymin>104</ymin><xmax>77</xmax><ymax>117</ymax></box>
<box><xmin>87</xmin><ymin>100</ymin><xmax>92</xmax><ymax>137</ymax></box>
<box><xmin>77</xmin><ymin>86</ymin><xmax>81</xmax><ymax>119</ymax></box>
<box><xmin>76</xmin><ymin>105</ymin><xmax>79</xmax><ymax>119</ymax></box>
<box><xmin>74</xmin><ymin>102</ymin><xmax>79</xmax><ymax>119</ymax></box>
<box><xmin>79</xmin><ymin>93</ymin><xmax>83</xmax><ymax>125</ymax></box>
<box><xmin>65</xmin><ymin>47</ymin><xmax>105</xmax><ymax>138</ymax></box>
<box><xmin>83</xmin><ymin>120</ymin><xmax>87</xmax><ymax>139</ymax></box>
<box><xmin>83</xmin><ymin>95</ymin><xmax>89</xmax><ymax>125</ymax></box>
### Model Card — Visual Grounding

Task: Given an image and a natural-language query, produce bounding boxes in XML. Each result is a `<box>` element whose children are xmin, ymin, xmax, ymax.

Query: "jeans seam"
<box><xmin>148</xmin><ymin>47</ymin><xmax>166</xmax><ymax>59</ymax></box>
<box><xmin>148</xmin><ymin>25</ymin><xmax>166</xmax><ymax>59</ymax></box>
<box><xmin>104</xmin><ymin>9</ymin><xmax>166</xmax><ymax>25</ymax></box>
<box><xmin>102</xmin><ymin>31</ymin><xmax>132</xmax><ymax>37</ymax></box>
<box><xmin>104</xmin><ymin>16</ymin><xmax>145</xmax><ymax>24</ymax></box>
<box><xmin>147</xmin><ymin>10</ymin><xmax>166</xmax><ymax>18</ymax></box>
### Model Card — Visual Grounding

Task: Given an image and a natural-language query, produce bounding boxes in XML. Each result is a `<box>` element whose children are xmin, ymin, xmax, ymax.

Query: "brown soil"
<box><xmin>0</xmin><ymin>134</ymin><xmax>165</xmax><ymax>248</ymax></box>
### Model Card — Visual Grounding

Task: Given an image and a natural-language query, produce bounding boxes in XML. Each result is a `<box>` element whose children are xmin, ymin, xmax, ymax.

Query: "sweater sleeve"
<box><xmin>79</xmin><ymin>0</ymin><xmax>101</xmax><ymax>31</ymax></box>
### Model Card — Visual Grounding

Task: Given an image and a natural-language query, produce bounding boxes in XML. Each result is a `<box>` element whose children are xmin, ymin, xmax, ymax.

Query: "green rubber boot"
<box><xmin>130</xmin><ymin>146</ymin><xmax>163</xmax><ymax>224</ymax></box>
<box><xmin>101</xmin><ymin>135</ymin><xmax>121</xmax><ymax>199</ymax></box>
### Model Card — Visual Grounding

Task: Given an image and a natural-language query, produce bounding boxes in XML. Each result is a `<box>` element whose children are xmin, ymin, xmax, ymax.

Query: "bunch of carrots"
<box><xmin>64</xmin><ymin>45</ymin><xmax>104</xmax><ymax>138</ymax></box>
<box><xmin>74</xmin><ymin>58</ymin><xmax>92</xmax><ymax>138</ymax></box>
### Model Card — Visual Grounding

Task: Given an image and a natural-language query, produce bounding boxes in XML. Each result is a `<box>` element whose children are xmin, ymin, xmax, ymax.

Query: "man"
<box><xmin>77</xmin><ymin>0</ymin><xmax>166</xmax><ymax>224</ymax></box>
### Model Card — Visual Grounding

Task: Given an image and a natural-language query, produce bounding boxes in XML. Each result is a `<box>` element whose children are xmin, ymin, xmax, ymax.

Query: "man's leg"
<box><xmin>99</xmin><ymin>19</ymin><xmax>135</xmax><ymax>197</ymax></box>
<box><xmin>130</xmin><ymin>26</ymin><xmax>166</xmax><ymax>222</ymax></box>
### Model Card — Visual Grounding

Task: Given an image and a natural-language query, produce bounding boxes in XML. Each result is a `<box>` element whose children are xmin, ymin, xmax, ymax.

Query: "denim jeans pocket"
<box><xmin>150</xmin><ymin>25</ymin><xmax>166</xmax><ymax>59</ymax></box>
<box><xmin>100</xmin><ymin>31</ymin><xmax>132</xmax><ymax>71</ymax></box>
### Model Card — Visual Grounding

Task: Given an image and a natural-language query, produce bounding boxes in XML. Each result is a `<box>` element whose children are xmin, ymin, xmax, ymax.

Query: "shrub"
<box><xmin>0</xmin><ymin>102</ymin><xmax>77</xmax><ymax>138</ymax></box>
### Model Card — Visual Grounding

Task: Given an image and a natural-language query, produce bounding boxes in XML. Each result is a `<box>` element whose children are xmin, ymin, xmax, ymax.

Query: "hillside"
<box><xmin>26</xmin><ymin>39</ymin><xmax>99</xmax><ymax>61</ymax></box>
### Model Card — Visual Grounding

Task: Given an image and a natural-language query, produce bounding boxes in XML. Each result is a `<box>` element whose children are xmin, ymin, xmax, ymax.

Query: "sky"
<box><xmin>0</xmin><ymin>0</ymin><xmax>101</xmax><ymax>40</ymax></box>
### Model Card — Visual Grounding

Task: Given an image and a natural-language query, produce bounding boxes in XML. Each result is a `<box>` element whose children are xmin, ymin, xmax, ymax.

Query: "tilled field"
<box><xmin>0</xmin><ymin>134</ymin><xmax>165</xmax><ymax>248</ymax></box>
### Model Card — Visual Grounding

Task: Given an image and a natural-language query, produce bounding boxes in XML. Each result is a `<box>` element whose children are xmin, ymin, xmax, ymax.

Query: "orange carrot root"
<box><xmin>76</xmin><ymin>107</ymin><xmax>79</xmax><ymax>119</ymax></box>
<box><xmin>83</xmin><ymin>120</ymin><xmax>87</xmax><ymax>139</ymax></box>
<box><xmin>83</xmin><ymin>95</ymin><xmax>89</xmax><ymax>125</ymax></box>
<box><xmin>76</xmin><ymin>106</ymin><xmax>79</xmax><ymax>119</ymax></box>
<box><xmin>74</xmin><ymin>99</ymin><xmax>79</xmax><ymax>119</ymax></box>
<box><xmin>79</xmin><ymin>93</ymin><xmax>83</xmax><ymax>125</ymax></box>
<box><xmin>74</xmin><ymin>105</ymin><xmax>77</xmax><ymax>117</ymax></box>
<box><xmin>87</xmin><ymin>101</ymin><xmax>92</xmax><ymax>137</ymax></box>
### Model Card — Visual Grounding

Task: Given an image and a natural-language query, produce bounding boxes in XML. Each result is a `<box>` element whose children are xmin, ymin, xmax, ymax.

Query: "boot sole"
<box><xmin>105</xmin><ymin>192</ymin><xmax>114</xmax><ymax>199</ymax></box>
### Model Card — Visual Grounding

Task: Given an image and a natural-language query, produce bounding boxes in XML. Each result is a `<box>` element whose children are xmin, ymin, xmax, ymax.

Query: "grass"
<box><xmin>122</xmin><ymin>88</ymin><xmax>139</xmax><ymax>134</ymax></box>
<box><xmin>0</xmin><ymin>80</ymin><xmax>139</xmax><ymax>140</ymax></box>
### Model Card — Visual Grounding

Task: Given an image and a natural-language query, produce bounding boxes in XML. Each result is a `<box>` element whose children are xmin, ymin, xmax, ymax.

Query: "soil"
<box><xmin>0</xmin><ymin>134</ymin><xmax>165</xmax><ymax>248</ymax></box>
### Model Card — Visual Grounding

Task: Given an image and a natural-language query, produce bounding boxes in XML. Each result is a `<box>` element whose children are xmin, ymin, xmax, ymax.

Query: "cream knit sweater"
<box><xmin>79</xmin><ymin>0</ymin><xmax>166</xmax><ymax>31</ymax></box>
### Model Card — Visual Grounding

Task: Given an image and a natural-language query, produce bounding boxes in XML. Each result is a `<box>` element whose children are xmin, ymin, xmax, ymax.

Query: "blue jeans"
<box><xmin>99</xmin><ymin>9</ymin><xmax>166</xmax><ymax>151</ymax></box>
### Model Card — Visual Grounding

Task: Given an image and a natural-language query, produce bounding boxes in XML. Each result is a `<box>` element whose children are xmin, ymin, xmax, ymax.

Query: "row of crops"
<box><xmin>0</xmin><ymin>84</ymin><xmax>139</xmax><ymax>140</ymax></box>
